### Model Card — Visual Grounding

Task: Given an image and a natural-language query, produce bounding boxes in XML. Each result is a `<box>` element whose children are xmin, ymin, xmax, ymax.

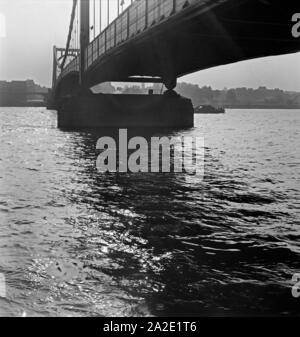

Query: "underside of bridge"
<box><xmin>82</xmin><ymin>0</ymin><xmax>300</xmax><ymax>89</ymax></box>
<box><xmin>52</xmin><ymin>0</ymin><xmax>300</xmax><ymax>128</ymax></box>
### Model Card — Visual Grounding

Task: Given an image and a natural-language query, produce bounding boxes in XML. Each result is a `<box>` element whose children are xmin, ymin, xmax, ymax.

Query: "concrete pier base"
<box><xmin>56</xmin><ymin>92</ymin><xmax>194</xmax><ymax>128</ymax></box>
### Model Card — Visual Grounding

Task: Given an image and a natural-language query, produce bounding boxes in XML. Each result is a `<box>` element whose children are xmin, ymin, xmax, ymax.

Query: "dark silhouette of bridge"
<box><xmin>50</xmin><ymin>0</ymin><xmax>300</xmax><ymax>127</ymax></box>
<box><xmin>52</xmin><ymin>0</ymin><xmax>300</xmax><ymax>98</ymax></box>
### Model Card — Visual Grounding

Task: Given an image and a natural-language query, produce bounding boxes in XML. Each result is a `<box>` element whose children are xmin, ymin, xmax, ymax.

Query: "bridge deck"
<box><xmin>59</xmin><ymin>0</ymin><xmax>214</xmax><ymax>81</ymax></box>
<box><xmin>55</xmin><ymin>0</ymin><xmax>300</xmax><ymax>92</ymax></box>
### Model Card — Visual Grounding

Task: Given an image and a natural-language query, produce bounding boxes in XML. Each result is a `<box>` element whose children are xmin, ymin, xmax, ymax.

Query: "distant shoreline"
<box><xmin>0</xmin><ymin>103</ymin><xmax>46</xmax><ymax>108</ymax></box>
<box><xmin>224</xmin><ymin>105</ymin><xmax>300</xmax><ymax>109</ymax></box>
<box><xmin>1</xmin><ymin>105</ymin><xmax>300</xmax><ymax>110</ymax></box>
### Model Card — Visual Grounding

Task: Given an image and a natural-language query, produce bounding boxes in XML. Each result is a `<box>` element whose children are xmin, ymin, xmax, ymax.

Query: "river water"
<box><xmin>0</xmin><ymin>108</ymin><xmax>299</xmax><ymax>316</ymax></box>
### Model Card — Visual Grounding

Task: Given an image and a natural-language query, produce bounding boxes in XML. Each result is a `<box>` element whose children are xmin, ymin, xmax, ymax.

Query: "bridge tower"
<box><xmin>79</xmin><ymin>0</ymin><xmax>89</xmax><ymax>86</ymax></box>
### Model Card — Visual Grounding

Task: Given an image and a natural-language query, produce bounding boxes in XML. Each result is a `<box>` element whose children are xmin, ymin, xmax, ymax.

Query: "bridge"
<box><xmin>50</xmin><ymin>0</ymin><xmax>300</xmax><ymax>127</ymax></box>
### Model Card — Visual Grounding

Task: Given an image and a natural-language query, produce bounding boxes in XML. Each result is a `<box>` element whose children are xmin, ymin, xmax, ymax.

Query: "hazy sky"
<box><xmin>0</xmin><ymin>0</ymin><xmax>300</xmax><ymax>90</ymax></box>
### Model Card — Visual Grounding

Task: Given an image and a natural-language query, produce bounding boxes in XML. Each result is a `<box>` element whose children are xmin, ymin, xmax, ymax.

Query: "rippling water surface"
<box><xmin>0</xmin><ymin>108</ymin><xmax>299</xmax><ymax>316</ymax></box>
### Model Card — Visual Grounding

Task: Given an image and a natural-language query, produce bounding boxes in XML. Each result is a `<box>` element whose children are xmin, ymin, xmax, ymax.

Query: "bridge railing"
<box><xmin>61</xmin><ymin>56</ymin><xmax>80</xmax><ymax>78</ymax></box>
<box><xmin>60</xmin><ymin>0</ymin><xmax>201</xmax><ymax>81</ymax></box>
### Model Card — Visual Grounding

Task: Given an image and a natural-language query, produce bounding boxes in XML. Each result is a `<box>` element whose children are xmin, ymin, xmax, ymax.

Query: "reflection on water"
<box><xmin>0</xmin><ymin>107</ymin><xmax>299</xmax><ymax>316</ymax></box>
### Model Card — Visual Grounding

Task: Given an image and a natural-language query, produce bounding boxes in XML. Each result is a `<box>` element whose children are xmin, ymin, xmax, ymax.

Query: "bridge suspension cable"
<box><xmin>60</xmin><ymin>0</ymin><xmax>78</xmax><ymax>70</ymax></box>
<box><xmin>55</xmin><ymin>0</ymin><xmax>137</xmax><ymax>78</ymax></box>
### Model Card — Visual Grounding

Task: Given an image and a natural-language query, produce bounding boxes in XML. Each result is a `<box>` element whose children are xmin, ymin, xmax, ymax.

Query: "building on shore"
<box><xmin>0</xmin><ymin>80</ymin><xmax>49</xmax><ymax>107</ymax></box>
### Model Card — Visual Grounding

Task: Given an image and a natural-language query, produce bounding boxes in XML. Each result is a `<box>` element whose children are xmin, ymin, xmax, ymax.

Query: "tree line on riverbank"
<box><xmin>95</xmin><ymin>82</ymin><xmax>300</xmax><ymax>109</ymax></box>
